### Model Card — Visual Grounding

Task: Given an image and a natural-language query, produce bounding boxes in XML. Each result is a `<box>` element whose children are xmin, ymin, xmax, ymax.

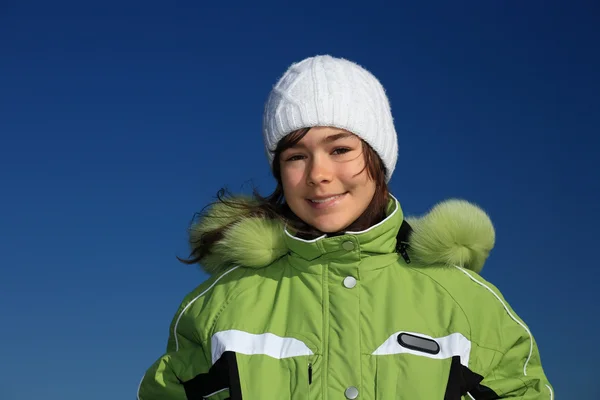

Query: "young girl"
<box><xmin>138</xmin><ymin>55</ymin><xmax>553</xmax><ymax>399</ymax></box>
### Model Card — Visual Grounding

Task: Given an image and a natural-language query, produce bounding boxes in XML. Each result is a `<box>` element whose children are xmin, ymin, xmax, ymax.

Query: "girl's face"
<box><xmin>279</xmin><ymin>126</ymin><xmax>377</xmax><ymax>233</ymax></box>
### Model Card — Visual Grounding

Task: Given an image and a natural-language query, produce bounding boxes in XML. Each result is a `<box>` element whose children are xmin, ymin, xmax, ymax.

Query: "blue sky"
<box><xmin>1</xmin><ymin>1</ymin><xmax>598</xmax><ymax>398</ymax></box>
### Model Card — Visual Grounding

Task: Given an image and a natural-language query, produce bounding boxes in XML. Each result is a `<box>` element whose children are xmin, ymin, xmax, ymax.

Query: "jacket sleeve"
<box><xmin>137</xmin><ymin>345</ymin><xmax>212</xmax><ymax>400</ymax></box>
<box><xmin>476</xmin><ymin>327</ymin><xmax>554</xmax><ymax>399</ymax></box>
<box><xmin>137</xmin><ymin>291</ymin><xmax>220</xmax><ymax>400</ymax></box>
<box><xmin>138</xmin><ymin>268</ymin><xmax>243</xmax><ymax>400</ymax></box>
<box><xmin>471</xmin><ymin>291</ymin><xmax>554</xmax><ymax>399</ymax></box>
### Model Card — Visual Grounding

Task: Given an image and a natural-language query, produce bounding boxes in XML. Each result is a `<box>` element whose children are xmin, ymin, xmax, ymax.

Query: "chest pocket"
<box><xmin>236</xmin><ymin>353</ymin><xmax>315</xmax><ymax>399</ymax></box>
<box><xmin>183</xmin><ymin>329</ymin><xmax>316</xmax><ymax>399</ymax></box>
<box><xmin>372</xmin><ymin>331</ymin><xmax>474</xmax><ymax>399</ymax></box>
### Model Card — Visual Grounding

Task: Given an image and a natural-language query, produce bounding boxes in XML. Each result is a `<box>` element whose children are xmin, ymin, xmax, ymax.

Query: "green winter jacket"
<box><xmin>138</xmin><ymin>195</ymin><xmax>553</xmax><ymax>399</ymax></box>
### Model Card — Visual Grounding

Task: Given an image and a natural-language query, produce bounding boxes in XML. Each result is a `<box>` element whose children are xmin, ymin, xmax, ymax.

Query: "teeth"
<box><xmin>311</xmin><ymin>195</ymin><xmax>342</xmax><ymax>203</ymax></box>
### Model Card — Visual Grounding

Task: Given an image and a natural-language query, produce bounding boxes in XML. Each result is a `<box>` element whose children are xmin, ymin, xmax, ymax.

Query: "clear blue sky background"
<box><xmin>1</xmin><ymin>1</ymin><xmax>598</xmax><ymax>398</ymax></box>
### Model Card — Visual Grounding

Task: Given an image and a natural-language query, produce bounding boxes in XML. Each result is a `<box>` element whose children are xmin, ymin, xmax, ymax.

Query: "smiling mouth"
<box><xmin>309</xmin><ymin>194</ymin><xmax>344</xmax><ymax>203</ymax></box>
<box><xmin>306</xmin><ymin>193</ymin><xmax>347</xmax><ymax>208</ymax></box>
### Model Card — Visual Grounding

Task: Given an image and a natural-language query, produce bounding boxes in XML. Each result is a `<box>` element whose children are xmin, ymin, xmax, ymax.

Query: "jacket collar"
<box><xmin>283</xmin><ymin>195</ymin><xmax>403</xmax><ymax>263</ymax></box>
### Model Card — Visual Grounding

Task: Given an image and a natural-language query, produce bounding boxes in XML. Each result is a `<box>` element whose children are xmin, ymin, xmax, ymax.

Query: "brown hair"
<box><xmin>179</xmin><ymin>128</ymin><xmax>390</xmax><ymax>265</ymax></box>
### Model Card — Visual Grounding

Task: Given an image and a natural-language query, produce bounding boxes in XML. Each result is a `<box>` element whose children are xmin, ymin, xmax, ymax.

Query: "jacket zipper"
<box><xmin>308</xmin><ymin>363</ymin><xmax>313</xmax><ymax>385</ymax></box>
<box><xmin>398</xmin><ymin>242</ymin><xmax>411</xmax><ymax>264</ymax></box>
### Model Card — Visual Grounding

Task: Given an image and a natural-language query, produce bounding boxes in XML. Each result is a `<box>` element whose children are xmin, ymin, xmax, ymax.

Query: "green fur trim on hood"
<box><xmin>188</xmin><ymin>196</ymin><xmax>495</xmax><ymax>275</ymax></box>
<box><xmin>405</xmin><ymin>199</ymin><xmax>495</xmax><ymax>274</ymax></box>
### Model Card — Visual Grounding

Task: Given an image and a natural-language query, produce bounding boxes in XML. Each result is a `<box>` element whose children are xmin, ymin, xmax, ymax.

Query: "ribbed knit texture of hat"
<box><xmin>262</xmin><ymin>55</ymin><xmax>398</xmax><ymax>181</ymax></box>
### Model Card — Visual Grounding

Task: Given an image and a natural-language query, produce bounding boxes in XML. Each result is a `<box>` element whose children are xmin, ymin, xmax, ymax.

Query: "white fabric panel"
<box><xmin>211</xmin><ymin>329</ymin><xmax>314</xmax><ymax>364</ymax></box>
<box><xmin>372</xmin><ymin>331</ymin><xmax>471</xmax><ymax>367</ymax></box>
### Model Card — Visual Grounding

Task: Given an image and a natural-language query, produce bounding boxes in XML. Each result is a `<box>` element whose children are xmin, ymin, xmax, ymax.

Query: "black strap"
<box><xmin>396</xmin><ymin>219</ymin><xmax>413</xmax><ymax>263</ymax></box>
<box><xmin>181</xmin><ymin>351</ymin><xmax>242</xmax><ymax>400</ymax></box>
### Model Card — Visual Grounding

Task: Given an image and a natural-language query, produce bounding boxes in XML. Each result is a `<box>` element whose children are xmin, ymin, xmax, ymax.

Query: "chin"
<box><xmin>310</xmin><ymin>219</ymin><xmax>350</xmax><ymax>234</ymax></box>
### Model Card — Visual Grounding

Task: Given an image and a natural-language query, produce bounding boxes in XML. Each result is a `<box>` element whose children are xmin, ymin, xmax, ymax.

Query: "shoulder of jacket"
<box><xmin>167</xmin><ymin>266</ymin><xmax>250</xmax><ymax>348</ymax></box>
<box><xmin>409</xmin><ymin>265</ymin><xmax>508</xmax><ymax>314</ymax></box>
<box><xmin>169</xmin><ymin>261</ymin><xmax>287</xmax><ymax>341</ymax></box>
<box><xmin>410</xmin><ymin>265</ymin><xmax>523</xmax><ymax>352</ymax></box>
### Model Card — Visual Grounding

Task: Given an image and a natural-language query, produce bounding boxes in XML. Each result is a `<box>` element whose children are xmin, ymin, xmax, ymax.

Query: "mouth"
<box><xmin>306</xmin><ymin>193</ymin><xmax>347</xmax><ymax>209</ymax></box>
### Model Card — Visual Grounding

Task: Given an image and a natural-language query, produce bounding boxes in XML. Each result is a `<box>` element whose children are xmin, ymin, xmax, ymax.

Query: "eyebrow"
<box><xmin>288</xmin><ymin>131</ymin><xmax>355</xmax><ymax>149</ymax></box>
<box><xmin>322</xmin><ymin>132</ymin><xmax>354</xmax><ymax>143</ymax></box>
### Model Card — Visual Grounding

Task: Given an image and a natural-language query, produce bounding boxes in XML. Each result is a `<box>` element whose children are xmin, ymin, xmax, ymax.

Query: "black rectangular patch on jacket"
<box><xmin>444</xmin><ymin>355</ymin><xmax>499</xmax><ymax>400</ymax></box>
<box><xmin>181</xmin><ymin>351</ymin><xmax>242</xmax><ymax>400</ymax></box>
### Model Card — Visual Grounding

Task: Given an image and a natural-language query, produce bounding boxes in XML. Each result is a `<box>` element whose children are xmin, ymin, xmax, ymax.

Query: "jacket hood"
<box><xmin>188</xmin><ymin>195</ymin><xmax>495</xmax><ymax>275</ymax></box>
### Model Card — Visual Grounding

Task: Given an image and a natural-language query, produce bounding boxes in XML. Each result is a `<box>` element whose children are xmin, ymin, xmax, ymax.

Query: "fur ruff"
<box><xmin>188</xmin><ymin>197</ymin><xmax>495</xmax><ymax>274</ymax></box>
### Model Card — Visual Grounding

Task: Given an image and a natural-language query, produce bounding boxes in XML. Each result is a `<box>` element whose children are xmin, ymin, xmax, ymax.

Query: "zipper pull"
<box><xmin>398</xmin><ymin>242</ymin><xmax>411</xmax><ymax>264</ymax></box>
<box><xmin>308</xmin><ymin>363</ymin><xmax>313</xmax><ymax>385</ymax></box>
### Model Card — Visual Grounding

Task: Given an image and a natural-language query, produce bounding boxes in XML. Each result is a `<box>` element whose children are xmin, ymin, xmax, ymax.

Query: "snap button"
<box><xmin>342</xmin><ymin>241</ymin><xmax>355</xmax><ymax>251</ymax></box>
<box><xmin>343</xmin><ymin>276</ymin><xmax>357</xmax><ymax>289</ymax></box>
<box><xmin>345</xmin><ymin>386</ymin><xmax>359</xmax><ymax>399</ymax></box>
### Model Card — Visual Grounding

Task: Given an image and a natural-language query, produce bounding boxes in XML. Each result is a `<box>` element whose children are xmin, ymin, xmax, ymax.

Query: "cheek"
<box><xmin>338</xmin><ymin>154</ymin><xmax>368</xmax><ymax>178</ymax></box>
<box><xmin>338</xmin><ymin>164</ymin><xmax>368</xmax><ymax>185</ymax></box>
<box><xmin>280</xmin><ymin>168</ymin><xmax>305</xmax><ymax>193</ymax></box>
<box><xmin>344</xmin><ymin>170</ymin><xmax>376</xmax><ymax>199</ymax></box>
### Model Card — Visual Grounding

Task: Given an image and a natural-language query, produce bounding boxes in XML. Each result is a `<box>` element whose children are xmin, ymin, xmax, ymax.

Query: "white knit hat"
<box><xmin>262</xmin><ymin>55</ymin><xmax>398</xmax><ymax>181</ymax></box>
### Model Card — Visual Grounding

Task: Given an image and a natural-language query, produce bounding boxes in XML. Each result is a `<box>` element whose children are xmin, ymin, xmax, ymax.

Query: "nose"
<box><xmin>307</xmin><ymin>155</ymin><xmax>333</xmax><ymax>186</ymax></box>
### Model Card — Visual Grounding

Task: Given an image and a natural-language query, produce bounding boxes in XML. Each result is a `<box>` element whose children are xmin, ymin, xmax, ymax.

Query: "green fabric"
<box><xmin>138</xmin><ymin>196</ymin><xmax>553</xmax><ymax>399</ymax></box>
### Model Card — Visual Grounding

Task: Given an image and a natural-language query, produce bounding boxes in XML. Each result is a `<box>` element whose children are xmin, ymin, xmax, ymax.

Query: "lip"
<box><xmin>306</xmin><ymin>192</ymin><xmax>347</xmax><ymax>210</ymax></box>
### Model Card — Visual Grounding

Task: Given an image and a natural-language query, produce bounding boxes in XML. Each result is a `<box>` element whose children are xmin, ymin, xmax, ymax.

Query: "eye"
<box><xmin>332</xmin><ymin>147</ymin><xmax>351</xmax><ymax>155</ymax></box>
<box><xmin>284</xmin><ymin>154</ymin><xmax>305</xmax><ymax>162</ymax></box>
